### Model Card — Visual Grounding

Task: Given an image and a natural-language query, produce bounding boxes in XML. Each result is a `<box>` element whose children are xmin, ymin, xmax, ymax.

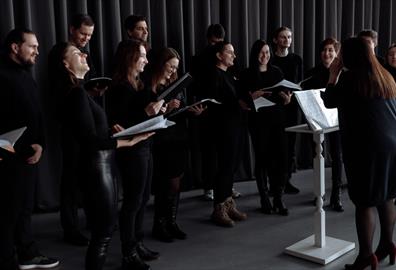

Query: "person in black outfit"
<box><xmin>323</xmin><ymin>37</ymin><xmax>396</xmax><ymax>270</ymax></box>
<box><xmin>148</xmin><ymin>47</ymin><xmax>201</xmax><ymax>242</ymax></box>
<box><xmin>48</xmin><ymin>42</ymin><xmax>152</xmax><ymax>270</ymax></box>
<box><xmin>239</xmin><ymin>40</ymin><xmax>291</xmax><ymax>216</ymax></box>
<box><xmin>199</xmin><ymin>41</ymin><xmax>247</xmax><ymax>227</ymax></box>
<box><xmin>106</xmin><ymin>40</ymin><xmax>164</xmax><ymax>270</ymax></box>
<box><xmin>190</xmin><ymin>24</ymin><xmax>225</xmax><ymax>201</ymax></box>
<box><xmin>52</xmin><ymin>13</ymin><xmax>96</xmax><ymax>247</ymax></box>
<box><xmin>385</xmin><ymin>43</ymin><xmax>396</xmax><ymax>80</ymax></box>
<box><xmin>301</xmin><ymin>38</ymin><xmax>344</xmax><ymax>212</ymax></box>
<box><xmin>0</xmin><ymin>28</ymin><xmax>59</xmax><ymax>270</ymax></box>
<box><xmin>271</xmin><ymin>26</ymin><xmax>303</xmax><ymax>194</ymax></box>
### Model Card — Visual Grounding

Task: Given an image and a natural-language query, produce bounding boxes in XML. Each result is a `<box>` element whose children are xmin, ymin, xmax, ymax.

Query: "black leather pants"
<box><xmin>83</xmin><ymin>150</ymin><xmax>118</xmax><ymax>270</ymax></box>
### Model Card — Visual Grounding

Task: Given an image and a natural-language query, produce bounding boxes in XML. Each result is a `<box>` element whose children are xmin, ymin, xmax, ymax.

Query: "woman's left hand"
<box><xmin>279</xmin><ymin>91</ymin><xmax>292</xmax><ymax>105</ymax></box>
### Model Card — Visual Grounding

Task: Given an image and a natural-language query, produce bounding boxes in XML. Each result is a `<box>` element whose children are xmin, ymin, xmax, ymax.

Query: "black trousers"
<box><xmin>0</xmin><ymin>158</ymin><xmax>39</xmax><ymax>269</ymax></box>
<box><xmin>117</xmin><ymin>144</ymin><xmax>152</xmax><ymax>255</ymax></box>
<box><xmin>327</xmin><ymin>131</ymin><xmax>342</xmax><ymax>184</ymax></box>
<box><xmin>249</xmin><ymin>112</ymin><xmax>287</xmax><ymax>198</ymax></box>
<box><xmin>212</xmin><ymin>121</ymin><xmax>242</xmax><ymax>204</ymax></box>
<box><xmin>83</xmin><ymin>150</ymin><xmax>118</xmax><ymax>240</ymax></box>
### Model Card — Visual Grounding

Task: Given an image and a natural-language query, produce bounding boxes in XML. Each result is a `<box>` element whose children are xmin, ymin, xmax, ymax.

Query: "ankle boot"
<box><xmin>152</xmin><ymin>217</ymin><xmax>174</xmax><ymax>242</ymax></box>
<box><xmin>122</xmin><ymin>251</ymin><xmax>151</xmax><ymax>270</ymax></box>
<box><xmin>211</xmin><ymin>202</ymin><xmax>235</xmax><ymax>227</ymax></box>
<box><xmin>260</xmin><ymin>192</ymin><xmax>273</xmax><ymax>214</ymax></box>
<box><xmin>166</xmin><ymin>194</ymin><xmax>187</xmax><ymax>240</ymax></box>
<box><xmin>273</xmin><ymin>196</ymin><xmax>289</xmax><ymax>216</ymax></box>
<box><xmin>85</xmin><ymin>237</ymin><xmax>111</xmax><ymax>270</ymax></box>
<box><xmin>330</xmin><ymin>185</ymin><xmax>344</xmax><ymax>212</ymax></box>
<box><xmin>225</xmin><ymin>197</ymin><xmax>247</xmax><ymax>221</ymax></box>
<box><xmin>344</xmin><ymin>254</ymin><xmax>378</xmax><ymax>270</ymax></box>
<box><xmin>136</xmin><ymin>242</ymin><xmax>160</xmax><ymax>261</ymax></box>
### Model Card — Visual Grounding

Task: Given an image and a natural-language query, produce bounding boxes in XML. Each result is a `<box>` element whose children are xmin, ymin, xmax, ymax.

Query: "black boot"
<box><xmin>273</xmin><ymin>196</ymin><xmax>289</xmax><ymax>216</ymax></box>
<box><xmin>152</xmin><ymin>193</ymin><xmax>174</xmax><ymax>242</ymax></box>
<box><xmin>136</xmin><ymin>242</ymin><xmax>160</xmax><ymax>261</ymax></box>
<box><xmin>329</xmin><ymin>184</ymin><xmax>344</xmax><ymax>212</ymax></box>
<box><xmin>122</xmin><ymin>251</ymin><xmax>150</xmax><ymax>270</ymax></box>
<box><xmin>260</xmin><ymin>192</ymin><xmax>273</xmax><ymax>214</ymax></box>
<box><xmin>166</xmin><ymin>194</ymin><xmax>187</xmax><ymax>240</ymax></box>
<box><xmin>85</xmin><ymin>237</ymin><xmax>111</xmax><ymax>270</ymax></box>
<box><xmin>152</xmin><ymin>217</ymin><xmax>174</xmax><ymax>242</ymax></box>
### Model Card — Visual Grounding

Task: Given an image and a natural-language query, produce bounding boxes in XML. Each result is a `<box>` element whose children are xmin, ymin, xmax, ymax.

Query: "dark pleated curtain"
<box><xmin>0</xmin><ymin>0</ymin><xmax>395</xmax><ymax>210</ymax></box>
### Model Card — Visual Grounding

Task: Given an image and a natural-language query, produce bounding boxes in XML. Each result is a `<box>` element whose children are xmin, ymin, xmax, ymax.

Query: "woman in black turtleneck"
<box><xmin>48</xmin><ymin>42</ymin><xmax>152</xmax><ymax>270</ymax></box>
<box><xmin>301</xmin><ymin>38</ymin><xmax>344</xmax><ymax>212</ymax></box>
<box><xmin>239</xmin><ymin>39</ymin><xmax>291</xmax><ymax>216</ymax></box>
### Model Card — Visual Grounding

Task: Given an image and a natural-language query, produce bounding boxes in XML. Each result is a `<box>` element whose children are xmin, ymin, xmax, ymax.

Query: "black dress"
<box><xmin>322</xmin><ymin>72</ymin><xmax>396</xmax><ymax>206</ymax></box>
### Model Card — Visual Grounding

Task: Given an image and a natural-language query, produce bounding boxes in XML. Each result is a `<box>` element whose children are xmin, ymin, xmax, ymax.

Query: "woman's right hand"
<box><xmin>250</xmin><ymin>90</ymin><xmax>271</xmax><ymax>100</ymax></box>
<box><xmin>145</xmin><ymin>100</ymin><xmax>165</xmax><ymax>116</ymax></box>
<box><xmin>117</xmin><ymin>132</ymin><xmax>155</xmax><ymax>148</ymax></box>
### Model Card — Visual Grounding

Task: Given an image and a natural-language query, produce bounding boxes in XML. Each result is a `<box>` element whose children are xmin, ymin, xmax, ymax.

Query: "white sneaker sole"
<box><xmin>19</xmin><ymin>261</ymin><xmax>59</xmax><ymax>270</ymax></box>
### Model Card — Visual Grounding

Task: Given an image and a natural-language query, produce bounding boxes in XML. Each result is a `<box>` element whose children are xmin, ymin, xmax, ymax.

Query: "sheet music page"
<box><xmin>253</xmin><ymin>97</ymin><xmax>276</xmax><ymax>111</ymax></box>
<box><xmin>261</xmin><ymin>79</ymin><xmax>302</xmax><ymax>91</ymax></box>
<box><xmin>294</xmin><ymin>89</ymin><xmax>338</xmax><ymax>130</ymax></box>
<box><xmin>0</xmin><ymin>127</ymin><xmax>27</xmax><ymax>147</ymax></box>
<box><xmin>113</xmin><ymin>116</ymin><xmax>175</xmax><ymax>138</ymax></box>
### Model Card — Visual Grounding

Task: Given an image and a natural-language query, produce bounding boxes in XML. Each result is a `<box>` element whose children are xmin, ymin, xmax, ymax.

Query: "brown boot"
<box><xmin>225</xmin><ymin>197</ymin><xmax>247</xmax><ymax>221</ymax></box>
<box><xmin>211</xmin><ymin>202</ymin><xmax>235</xmax><ymax>227</ymax></box>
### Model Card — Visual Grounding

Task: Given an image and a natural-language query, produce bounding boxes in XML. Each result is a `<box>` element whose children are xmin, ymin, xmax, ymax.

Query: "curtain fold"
<box><xmin>1</xmin><ymin>0</ymin><xmax>396</xmax><ymax>209</ymax></box>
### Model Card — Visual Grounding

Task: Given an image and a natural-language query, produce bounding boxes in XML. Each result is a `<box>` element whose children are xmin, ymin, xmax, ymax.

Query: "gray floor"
<box><xmin>33</xmin><ymin>168</ymin><xmax>396</xmax><ymax>270</ymax></box>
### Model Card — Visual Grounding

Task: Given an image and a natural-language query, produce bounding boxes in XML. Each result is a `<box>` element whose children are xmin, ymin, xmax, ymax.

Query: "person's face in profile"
<box><xmin>70</xmin><ymin>24</ymin><xmax>94</xmax><ymax>48</ymax></box>
<box><xmin>217</xmin><ymin>44</ymin><xmax>236</xmax><ymax>68</ymax></box>
<box><xmin>258</xmin><ymin>44</ymin><xmax>271</xmax><ymax>66</ymax></box>
<box><xmin>321</xmin><ymin>44</ymin><xmax>337</xmax><ymax>68</ymax></box>
<box><xmin>387</xmin><ymin>46</ymin><xmax>396</xmax><ymax>68</ymax></box>
<box><xmin>128</xmin><ymin>21</ymin><xmax>149</xmax><ymax>42</ymax></box>
<box><xmin>134</xmin><ymin>45</ymin><xmax>148</xmax><ymax>73</ymax></box>
<box><xmin>13</xmin><ymin>33</ymin><xmax>39</xmax><ymax>67</ymax></box>
<box><xmin>63</xmin><ymin>45</ymin><xmax>90</xmax><ymax>78</ymax></box>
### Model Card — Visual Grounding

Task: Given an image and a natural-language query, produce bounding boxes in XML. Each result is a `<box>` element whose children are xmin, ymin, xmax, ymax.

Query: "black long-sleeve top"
<box><xmin>60</xmin><ymin>84</ymin><xmax>116</xmax><ymax>154</ymax></box>
<box><xmin>385</xmin><ymin>64</ymin><xmax>396</xmax><ymax>81</ymax></box>
<box><xmin>271</xmin><ymin>53</ymin><xmax>303</xmax><ymax>83</ymax></box>
<box><xmin>301</xmin><ymin>63</ymin><xmax>329</xmax><ymax>90</ymax></box>
<box><xmin>0</xmin><ymin>55</ymin><xmax>45</xmax><ymax>158</ymax></box>
<box><xmin>105</xmin><ymin>81</ymin><xmax>153</xmax><ymax>128</ymax></box>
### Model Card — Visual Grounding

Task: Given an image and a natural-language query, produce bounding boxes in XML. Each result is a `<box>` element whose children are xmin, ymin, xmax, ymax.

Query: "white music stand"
<box><xmin>284</xmin><ymin>124</ymin><xmax>355</xmax><ymax>265</ymax></box>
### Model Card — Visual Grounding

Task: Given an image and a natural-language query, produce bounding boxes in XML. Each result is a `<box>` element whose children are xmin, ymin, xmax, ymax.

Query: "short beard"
<box><xmin>17</xmin><ymin>54</ymin><xmax>35</xmax><ymax>67</ymax></box>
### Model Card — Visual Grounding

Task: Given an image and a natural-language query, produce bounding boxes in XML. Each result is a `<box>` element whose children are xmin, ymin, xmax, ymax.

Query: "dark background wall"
<box><xmin>1</xmin><ymin>0</ymin><xmax>395</xmax><ymax>210</ymax></box>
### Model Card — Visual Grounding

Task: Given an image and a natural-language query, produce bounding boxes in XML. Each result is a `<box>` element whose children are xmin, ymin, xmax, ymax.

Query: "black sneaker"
<box><xmin>18</xmin><ymin>255</ymin><xmax>59</xmax><ymax>270</ymax></box>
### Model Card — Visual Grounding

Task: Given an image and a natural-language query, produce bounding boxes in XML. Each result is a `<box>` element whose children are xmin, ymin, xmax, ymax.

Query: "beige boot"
<box><xmin>211</xmin><ymin>202</ymin><xmax>235</xmax><ymax>227</ymax></box>
<box><xmin>225</xmin><ymin>197</ymin><xmax>247</xmax><ymax>221</ymax></box>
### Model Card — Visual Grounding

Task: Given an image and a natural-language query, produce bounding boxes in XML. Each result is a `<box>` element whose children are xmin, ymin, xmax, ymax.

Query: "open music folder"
<box><xmin>112</xmin><ymin>116</ymin><xmax>175</xmax><ymax>139</ymax></box>
<box><xmin>293</xmin><ymin>89</ymin><xmax>338</xmax><ymax>132</ymax></box>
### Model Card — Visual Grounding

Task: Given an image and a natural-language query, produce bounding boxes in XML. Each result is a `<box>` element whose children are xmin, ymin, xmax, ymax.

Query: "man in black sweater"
<box><xmin>0</xmin><ymin>28</ymin><xmax>59</xmax><ymax>270</ymax></box>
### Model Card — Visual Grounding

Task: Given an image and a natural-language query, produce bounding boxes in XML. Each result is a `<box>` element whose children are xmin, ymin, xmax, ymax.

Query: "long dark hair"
<box><xmin>48</xmin><ymin>42</ymin><xmax>79</xmax><ymax>96</ymax></box>
<box><xmin>342</xmin><ymin>37</ymin><xmax>396</xmax><ymax>98</ymax></box>
<box><xmin>149</xmin><ymin>47</ymin><xmax>180</xmax><ymax>93</ymax></box>
<box><xmin>112</xmin><ymin>39</ymin><xmax>146</xmax><ymax>90</ymax></box>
